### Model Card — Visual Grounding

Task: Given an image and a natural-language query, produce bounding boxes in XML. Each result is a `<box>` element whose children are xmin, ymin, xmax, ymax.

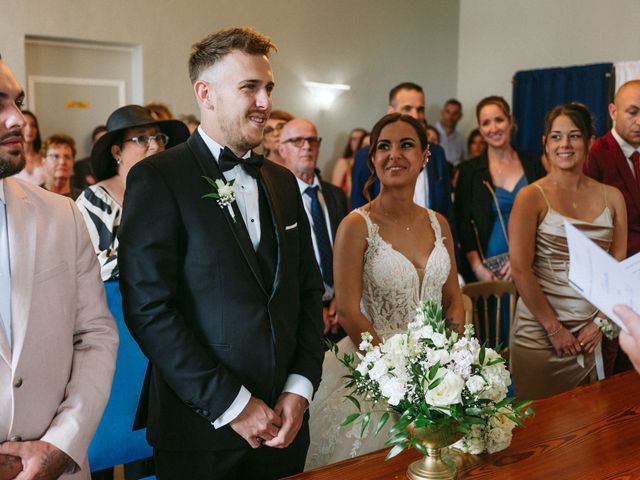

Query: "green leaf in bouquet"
<box><xmin>504</xmin><ymin>412</ymin><xmax>525</xmax><ymax>428</ymax></box>
<box><xmin>486</xmin><ymin>357</ymin><xmax>505</xmax><ymax>366</ymax></box>
<box><xmin>455</xmin><ymin>424</ymin><xmax>470</xmax><ymax>434</ymax></box>
<box><xmin>360</xmin><ymin>412</ymin><xmax>371</xmax><ymax>438</ymax></box>
<box><xmin>465</xmin><ymin>406</ymin><xmax>482</xmax><ymax>416</ymax></box>
<box><xmin>465</xmin><ymin>416</ymin><xmax>486</xmax><ymax>425</ymax></box>
<box><xmin>386</xmin><ymin>441</ymin><xmax>408</xmax><ymax>460</ymax></box>
<box><xmin>201</xmin><ymin>193</ymin><xmax>220</xmax><ymax>199</ymax></box>
<box><xmin>411</xmin><ymin>438</ymin><xmax>429</xmax><ymax>456</ymax></box>
<box><xmin>479</xmin><ymin>344</ymin><xmax>486</xmax><ymax>365</ymax></box>
<box><xmin>427</xmin><ymin>376</ymin><xmax>443</xmax><ymax>391</ymax></box>
<box><xmin>386</xmin><ymin>430</ymin><xmax>409</xmax><ymax>445</ymax></box>
<box><xmin>494</xmin><ymin>397</ymin><xmax>511</xmax><ymax>410</ymax></box>
<box><xmin>340</xmin><ymin>413</ymin><xmax>360</xmax><ymax>427</ymax></box>
<box><xmin>515</xmin><ymin>400</ymin><xmax>534</xmax><ymax>412</ymax></box>
<box><xmin>413</xmin><ymin>416</ymin><xmax>428</xmax><ymax>429</ymax></box>
<box><xmin>376</xmin><ymin>412</ymin><xmax>390</xmax><ymax>434</ymax></box>
<box><xmin>345</xmin><ymin>395</ymin><xmax>361</xmax><ymax>411</ymax></box>
<box><xmin>202</xmin><ymin>176</ymin><xmax>219</xmax><ymax>189</ymax></box>
<box><xmin>428</xmin><ymin>361</ymin><xmax>441</xmax><ymax>381</ymax></box>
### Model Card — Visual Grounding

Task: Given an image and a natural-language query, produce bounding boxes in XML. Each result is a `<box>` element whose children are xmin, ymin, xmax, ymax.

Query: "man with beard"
<box><xmin>0</xmin><ymin>55</ymin><xmax>118</xmax><ymax>480</ymax></box>
<box><xmin>118</xmin><ymin>28</ymin><xmax>324</xmax><ymax>479</ymax></box>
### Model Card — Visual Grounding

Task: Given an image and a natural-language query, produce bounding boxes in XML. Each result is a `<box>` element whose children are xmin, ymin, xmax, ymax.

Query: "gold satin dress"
<box><xmin>510</xmin><ymin>186</ymin><xmax>613</xmax><ymax>400</ymax></box>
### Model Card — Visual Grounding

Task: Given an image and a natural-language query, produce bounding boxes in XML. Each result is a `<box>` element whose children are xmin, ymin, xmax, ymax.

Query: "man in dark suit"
<box><xmin>278</xmin><ymin>118</ymin><xmax>348</xmax><ymax>344</ymax></box>
<box><xmin>118</xmin><ymin>27</ymin><xmax>325</xmax><ymax>480</ymax></box>
<box><xmin>350</xmin><ymin>82</ymin><xmax>454</xmax><ymax>230</ymax></box>
<box><xmin>585</xmin><ymin>79</ymin><xmax>640</xmax><ymax>374</ymax></box>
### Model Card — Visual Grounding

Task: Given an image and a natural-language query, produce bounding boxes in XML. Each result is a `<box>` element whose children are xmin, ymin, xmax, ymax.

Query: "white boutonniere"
<box><xmin>594</xmin><ymin>315</ymin><xmax>620</xmax><ymax>340</ymax></box>
<box><xmin>202</xmin><ymin>176</ymin><xmax>237</xmax><ymax>223</ymax></box>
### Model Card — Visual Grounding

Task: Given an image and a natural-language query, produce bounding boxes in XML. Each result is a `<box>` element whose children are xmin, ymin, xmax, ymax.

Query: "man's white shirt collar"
<box><xmin>295</xmin><ymin>174</ymin><xmax>320</xmax><ymax>194</ymax></box>
<box><xmin>611</xmin><ymin>127</ymin><xmax>640</xmax><ymax>159</ymax></box>
<box><xmin>0</xmin><ymin>178</ymin><xmax>5</xmax><ymax>204</ymax></box>
<box><xmin>197</xmin><ymin>126</ymin><xmax>251</xmax><ymax>161</ymax></box>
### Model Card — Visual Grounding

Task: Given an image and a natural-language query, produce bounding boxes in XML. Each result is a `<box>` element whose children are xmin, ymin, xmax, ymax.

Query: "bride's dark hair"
<box><xmin>363</xmin><ymin>113</ymin><xmax>428</xmax><ymax>202</ymax></box>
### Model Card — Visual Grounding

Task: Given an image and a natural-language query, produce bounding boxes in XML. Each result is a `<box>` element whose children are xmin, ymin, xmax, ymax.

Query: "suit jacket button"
<box><xmin>8</xmin><ymin>435</ymin><xmax>21</xmax><ymax>442</ymax></box>
<box><xmin>13</xmin><ymin>377</ymin><xmax>23</xmax><ymax>388</ymax></box>
<box><xmin>202</xmin><ymin>410</ymin><xmax>209</xmax><ymax>417</ymax></box>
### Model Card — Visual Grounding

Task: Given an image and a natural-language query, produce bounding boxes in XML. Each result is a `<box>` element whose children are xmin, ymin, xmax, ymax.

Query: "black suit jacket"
<box><xmin>118</xmin><ymin>133</ymin><xmax>325</xmax><ymax>451</ymax></box>
<box><xmin>454</xmin><ymin>149</ymin><xmax>546</xmax><ymax>271</ymax></box>
<box><xmin>319</xmin><ymin>180</ymin><xmax>348</xmax><ymax>243</ymax></box>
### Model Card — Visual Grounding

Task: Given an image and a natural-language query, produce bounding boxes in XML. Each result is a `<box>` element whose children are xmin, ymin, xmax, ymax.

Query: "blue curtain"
<box><xmin>512</xmin><ymin>63</ymin><xmax>614</xmax><ymax>156</ymax></box>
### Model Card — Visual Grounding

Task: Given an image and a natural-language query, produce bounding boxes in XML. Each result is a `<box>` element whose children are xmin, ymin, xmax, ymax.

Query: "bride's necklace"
<box><xmin>551</xmin><ymin>177</ymin><xmax>581</xmax><ymax>209</ymax></box>
<box><xmin>377</xmin><ymin>198</ymin><xmax>416</xmax><ymax>231</ymax></box>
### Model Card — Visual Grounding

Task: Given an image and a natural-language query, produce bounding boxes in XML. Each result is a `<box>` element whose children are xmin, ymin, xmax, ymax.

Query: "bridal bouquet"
<box><xmin>336</xmin><ymin>301</ymin><xmax>533</xmax><ymax>458</ymax></box>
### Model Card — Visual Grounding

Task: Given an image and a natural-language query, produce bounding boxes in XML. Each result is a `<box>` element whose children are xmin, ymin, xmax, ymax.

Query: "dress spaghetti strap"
<box><xmin>534</xmin><ymin>184</ymin><xmax>552</xmax><ymax>210</ymax></box>
<box><xmin>427</xmin><ymin>209</ymin><xmax>444</xmax><ymax>244</ymax></box>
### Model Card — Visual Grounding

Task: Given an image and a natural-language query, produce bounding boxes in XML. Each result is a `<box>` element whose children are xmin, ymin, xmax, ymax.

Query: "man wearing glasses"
<box><xmin>278</xmin><ymin>118</ymin><xmax>348</xmax><ymax>344</ymax></box>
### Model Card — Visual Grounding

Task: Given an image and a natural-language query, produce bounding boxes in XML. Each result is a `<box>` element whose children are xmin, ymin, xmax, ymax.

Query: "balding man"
<box><xmin>278</xmin><ymin>119</ymin><xmax>347</xmax><ymax>343</ymax></box>
<box><xmin>585</xmin><ymin>80</ymin><xmax>640</xmax><ymax>374</ymax></box>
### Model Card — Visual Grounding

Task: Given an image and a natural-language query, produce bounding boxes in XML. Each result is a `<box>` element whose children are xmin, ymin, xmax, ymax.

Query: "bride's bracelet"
<box><xmin>547</xmin><ymin>324</ymin><xmax>563</xmax><ymax>337</ymax></box>
<box><xmin>594</xmin><ymin>316</ymin><xmax>620</xmax><ymax>340</ymax></box>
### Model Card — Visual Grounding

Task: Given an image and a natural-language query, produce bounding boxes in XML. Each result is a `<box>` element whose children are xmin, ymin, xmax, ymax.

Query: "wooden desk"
<box><xmin>288</xmin><ymin>371</ymin><xmax>640</xmax><ymax>479</ymax></box>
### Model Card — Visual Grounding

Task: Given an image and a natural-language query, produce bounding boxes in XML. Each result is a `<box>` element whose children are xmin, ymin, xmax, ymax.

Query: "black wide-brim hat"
<box><xmin>91</xmin><ymin>104</ymin><xmax>190</xmax><ymax>181</ymax></box>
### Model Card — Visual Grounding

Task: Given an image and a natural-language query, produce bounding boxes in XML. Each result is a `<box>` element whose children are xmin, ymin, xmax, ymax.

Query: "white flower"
<box><xmin>431</xmin><ymin>332</ymin><xmax>447</xmax><ymax>348</ymax></box>
<box><xmin>486</xmin><ymin>424</ymin><xmax>513</xmax><ymax>453</ymax></box>
<box><xmin>466</xmin><ymin>375</ymin><xmax>486</xmax><ymax>395</ymax></box>
<box><xmin>426</xmin><ymin>348</ymin><xmax>450</xmax><ymax>366</ymax></box>
<box><xmin>454</xmin><ymin>424</ymin><xmax>486</xmax><ymax>454</ymax></box>
<box><xmin>479</xmin><ymin>350</ymin><xmax>511</xmax><ymax>401</ymax></box>
<box><xmin>410</xmin><ymin>324</ymin><xmax>434</xmax><ymax>342</ymax></box>
<box><xmin>424</xmin><ymin>368</ymin><xmax>464</xmax><ymax>407</ymax></box>
<box><xmin>379</xmin><ymin>376</ymin><xmax>406</xmax><ymax>406</ymax></box>
<box><xmin>215</xmin><ymin>179</ymin><xmax>235</xmax><ymax>199</ymax></box>
<box><xmin>368</xmin><ymin>359</ymin><xmax>388</xmax><ymax>381</ymax></box>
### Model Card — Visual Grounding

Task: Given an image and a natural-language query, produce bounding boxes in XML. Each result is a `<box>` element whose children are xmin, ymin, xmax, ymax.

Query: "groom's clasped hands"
<box><xmin>230</xmin><ymin>393</ymin><xmax>308</xmax><ymax>449</ymax></box>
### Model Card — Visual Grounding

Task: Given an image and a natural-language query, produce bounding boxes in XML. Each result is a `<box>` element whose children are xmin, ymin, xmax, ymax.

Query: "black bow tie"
<box><xmin>219</xmin><ymin>147</ymin><xmax>264</xmax><ymax>178</ymax></box>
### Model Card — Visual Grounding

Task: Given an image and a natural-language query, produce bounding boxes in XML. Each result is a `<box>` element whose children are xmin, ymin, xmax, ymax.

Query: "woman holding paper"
<box><xmin>509</xmin><ymin>103</ymin><xmax>627</xmax><ymax>400</ymax></box>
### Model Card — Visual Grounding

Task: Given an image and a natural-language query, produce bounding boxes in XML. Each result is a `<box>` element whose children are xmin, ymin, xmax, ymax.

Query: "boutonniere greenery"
<box><xmin>202</xmin><ymin>176</ymin><xmax>237</xmax><ymax>223</ymax></box>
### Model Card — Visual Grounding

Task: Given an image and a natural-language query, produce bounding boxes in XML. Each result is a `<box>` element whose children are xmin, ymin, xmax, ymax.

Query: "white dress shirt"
<box><xmin>197</xmin><ymin>127</ymin><xmax>313</xmax><ymax>428</ymax></box>
<box><xmin>296</xmin><ymin>175</ymin><xmax>334</xmax><ymax>302</ymax></box>
<box><xmin>611</xmin><ymin>127</ymin><xmax>640</xmax><ymax>179</ymax></box>
<box><xmin>0</xmin><ymin>179</ymin><xmax>11</xmax><ymax>347</ymax></box>
<box><xmin>413</xmin><ymin>168</ymin><xmax>430</xmax><ymax>209</ymax></box>
<box><xmin>435</xmin><ymin>122</ymin><xmax>468</xmax><ymax>166</ymax></box>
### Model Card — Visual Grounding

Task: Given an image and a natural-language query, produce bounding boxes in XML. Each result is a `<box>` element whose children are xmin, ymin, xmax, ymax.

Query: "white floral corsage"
<box><xmin>202</xmin><ymin>176</ymin><xmax>237</xmax><ymax>223</ymax></box>
<box><xmin>594</xmin><ymin>315</ymin><xmax>620</xmax><ymax>340</ymax></box>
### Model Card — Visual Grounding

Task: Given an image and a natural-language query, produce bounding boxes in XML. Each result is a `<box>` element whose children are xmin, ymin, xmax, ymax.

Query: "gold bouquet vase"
<box><xmin>406</xmin><ymin>423</ymin><xmax>463</xmax><ymax>480</ymax></box>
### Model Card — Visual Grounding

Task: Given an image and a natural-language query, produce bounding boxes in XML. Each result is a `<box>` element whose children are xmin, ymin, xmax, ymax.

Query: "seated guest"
<box><xmin>41</xmin><ymin>133</ymin><xmax>82</xmax><ymax>199</ymax></box>
<box><xmin>467</xmin><ymin>128</ymin><xmax>486</xmax><ymax>159</ymax></box>
<box><xmin>73</xmin><ymin>125</ymin><xmax>106</xmax><ymax>190</ymax></box>
<box><xmin>262</xmin><ymin>109</ymin><xmax>294</xmax><ymax>165</ymax></box>
<box><xmin>455</xmin><ymin>96</ymin><xmax>545</xmax><ymax>284</ymax></box>
<box><xmin>76</xmin><ymin>105</ymin><xmax>188</xmax><ymax>479</ymax></box>
<box><xmin>509</xmin><ymin>103</ymin><xmax>627</xmax><ymax>400</ymax></box>
<box><xmin>330</xmin><ymin>127</ymin><xmax>367</xmax><ymax>203</ymax></box>
<box><xmin>76</xmin><ymin>105</ymin><xmax>189</xmax><ymax>280</ymax></box>
<box><xmin>279</xmin><ymin>118</ymin><xmax>348</xmax><ymax>344</ymax></box>
<box><xmin>13</xmin><ymin>110</ymin><xmax>45</xmax><ymax>185</ymax></box>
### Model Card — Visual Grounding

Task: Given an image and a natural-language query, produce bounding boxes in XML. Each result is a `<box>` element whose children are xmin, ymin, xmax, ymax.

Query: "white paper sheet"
<box><xmin>565</xmin><ymin>221</ymin><xmax>640</xmax><ymax>333</ymax></box>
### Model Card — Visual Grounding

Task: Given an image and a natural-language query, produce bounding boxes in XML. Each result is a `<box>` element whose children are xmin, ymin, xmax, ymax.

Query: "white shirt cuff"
<box><xmin>282</xmin><ymin>374</ymin><xmax>313</xmax><ymax>404</ymax></box>
<box><xmin>212</xmin><ymin>386</ymin><xmax>251</xmax><ymax>429</ymax></box>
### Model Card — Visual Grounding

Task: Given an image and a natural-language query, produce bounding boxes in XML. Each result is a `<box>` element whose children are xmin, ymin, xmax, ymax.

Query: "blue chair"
<box><xmin>89</xmin><ymin>280</ymin><xmax>153</xmax><ymax>475</ymax></box>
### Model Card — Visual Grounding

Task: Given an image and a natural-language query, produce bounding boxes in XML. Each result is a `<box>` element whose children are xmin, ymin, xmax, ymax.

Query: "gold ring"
<box><xmin>579</xmin><ymin>342</ymin><xmax>584</xmax><ymax>347</ymax></box>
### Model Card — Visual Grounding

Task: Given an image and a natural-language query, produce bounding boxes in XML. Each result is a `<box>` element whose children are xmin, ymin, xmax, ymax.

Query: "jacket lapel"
<box><xmin>258</xmin><ymin>169</ymin><xmax>285</xmax><ymax>296</ymax></box>
<box><xmin>3</xmin><ymin>179</ymin><xmax>36</xmax><ymax>367</ymax></box>
<box><xmin>322</xmin><ymin>185</ymin><xmax>340</xmax><ymax>239</ymax></box>
<box><xmin>607</xmin><ymin>133</ymin><xmax>640</xmax><ymax>213</ymax></box>
<box><xmin>186</xmin><ymin>134</ymin><xmax>268</xmax><ymax>295</ymax></box>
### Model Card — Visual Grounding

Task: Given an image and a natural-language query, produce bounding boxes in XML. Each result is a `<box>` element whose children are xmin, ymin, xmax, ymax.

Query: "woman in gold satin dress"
<box><xmin>509</xmin><ymin>103</ymin><xmax>627</xmax><ymax>400</ymax></box>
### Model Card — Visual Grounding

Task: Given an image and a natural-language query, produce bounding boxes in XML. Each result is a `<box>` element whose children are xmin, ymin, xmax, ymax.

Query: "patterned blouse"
<box><xmin>76</xmin><ymin>185</ymin><xmax>120</xmax><ymax>281</ymax></box>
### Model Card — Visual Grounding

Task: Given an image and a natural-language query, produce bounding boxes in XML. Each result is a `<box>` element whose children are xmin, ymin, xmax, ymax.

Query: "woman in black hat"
<box><xmin>76</xmin><ymin>104</ymin><xmax>189</xmax><ymax>281</ymax></box>
<box><xmin>75</xmin><ymin>105</ymin><xmax>188</xmax><ymax>480</ymax></box>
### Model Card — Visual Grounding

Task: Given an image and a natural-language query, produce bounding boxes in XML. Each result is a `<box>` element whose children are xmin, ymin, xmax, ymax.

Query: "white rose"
<box><xmin>426</xmin><ymin>348</ymin><xmax>450</xmax><ymax>366</ymax></box>
<box><xmin>431</xmin><ymin>332</ymin><xmax>447</xmax><ymax>348</ymax></box>
<box><xmin>454</xmin><ymin>424</ymin><xmax>486</xmax><ymax>454</ymax></box>
<box><xmin>424</xmin><ymin>368</ymin><xmax>464</xmax><ymax>407</ymax></box>
<box><xmin>368</xmin><ymin>359</ymin><xmax>388</xmax><ymax>381</ymax></box>
<box><xmin>466</xmin><ymin>375</ymin><xmax>486</xmax><ymax>395</ymax></box>
<box><xmin>379</xmin><ymin>376</ymin><xmax>406</xmax><ymax>406</ymax></box>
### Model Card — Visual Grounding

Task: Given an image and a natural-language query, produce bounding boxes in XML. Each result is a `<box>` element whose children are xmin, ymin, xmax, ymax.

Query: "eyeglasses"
<box><xmin>263</xmin><ymin>123</ymin><xmax>286</xmax><ymax>135</ymax></box>
<box><xmin>123</xmin><ymin>133</ymin><xmax>169</xmax><ymax>148</ymax></box>
<box><xmin>46</xmin><ymin>153</ymin><xmax>74</xmax><ymax>162</ymax></box>
<box><xmin>281</xmin><ymin>136</ymin><xmax>322</xmax><ymax>148</ymax></box>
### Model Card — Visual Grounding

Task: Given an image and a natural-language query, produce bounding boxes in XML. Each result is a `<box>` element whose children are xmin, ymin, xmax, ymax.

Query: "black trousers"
<box><xmin>153</xmin><ymin>421</ymin><xmax>309</xmax><ymax>480</ymax></box>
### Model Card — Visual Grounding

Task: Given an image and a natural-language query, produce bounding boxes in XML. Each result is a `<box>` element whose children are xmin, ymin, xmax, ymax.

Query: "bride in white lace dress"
<box><xmin>306</xmin><ymin>113</ymin><xmax>464</xmax><ymax>470</ymax></box>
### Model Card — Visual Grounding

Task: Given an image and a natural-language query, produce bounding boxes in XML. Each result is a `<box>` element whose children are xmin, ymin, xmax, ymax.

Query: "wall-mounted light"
<box><xmin>304</xmin><ymin>81</ymin><xmax>351</xmax><ymax>110</ymax></box>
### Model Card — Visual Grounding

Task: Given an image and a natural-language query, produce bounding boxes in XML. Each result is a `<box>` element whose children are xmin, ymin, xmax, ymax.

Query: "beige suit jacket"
<box><xmin>0</xmin><ymin>178</ymin><xmax>118</xmax><ymax>479</ymax></box>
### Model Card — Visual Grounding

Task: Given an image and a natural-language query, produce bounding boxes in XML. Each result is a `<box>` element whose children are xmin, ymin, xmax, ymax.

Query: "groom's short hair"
<box><xmin>189</xmin><ymin>27</ymin><xmax>277</xmax><ymax>84</ymax></box>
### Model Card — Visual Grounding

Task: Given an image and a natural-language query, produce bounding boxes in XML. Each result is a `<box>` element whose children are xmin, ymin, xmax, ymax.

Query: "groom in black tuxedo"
<box><xmin>118</xmin><ymin>27</ymin><xmax>325</xmax><ymax>480</ymax></box>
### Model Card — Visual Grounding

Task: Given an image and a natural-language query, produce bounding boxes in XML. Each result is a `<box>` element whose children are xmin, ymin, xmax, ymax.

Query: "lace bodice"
<box><xmin>354</xmin><ymin>208</ymin><xmax>451</xmax><ymax>339</ymax></box>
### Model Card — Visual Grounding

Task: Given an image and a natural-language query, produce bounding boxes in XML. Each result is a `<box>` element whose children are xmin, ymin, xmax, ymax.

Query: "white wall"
<box><xmin>0</xmin><ymin>0</ymin><xmax>460</xmax><ymax>175</ymax></box>
<box><xmin>456</xmin><ymin>0</ymin><xmax>640</xmax><ymax>136</ymax></box>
